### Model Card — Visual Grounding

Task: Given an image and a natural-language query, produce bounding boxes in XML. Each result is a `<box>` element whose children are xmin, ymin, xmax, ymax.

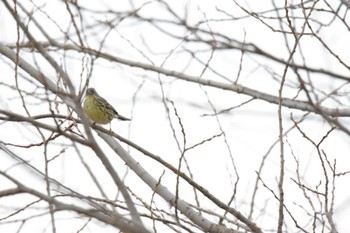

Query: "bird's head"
<box><xmin>86</xmin><ymin>88</ymin><xmax>97</xmax><ymax>96</ymax></box>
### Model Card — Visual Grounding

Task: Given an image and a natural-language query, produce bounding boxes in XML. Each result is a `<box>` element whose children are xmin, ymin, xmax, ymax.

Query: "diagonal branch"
<box><xmin>23</xmin><ymin>42</ymin><xmax>350</xmax><ymax>117</ymax></box>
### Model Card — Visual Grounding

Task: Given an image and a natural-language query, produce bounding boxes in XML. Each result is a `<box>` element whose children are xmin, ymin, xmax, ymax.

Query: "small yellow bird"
<box><xmin>83</xmin><ymin>88</ymin><xmax>130</xmax><ymax>124</ymax></box>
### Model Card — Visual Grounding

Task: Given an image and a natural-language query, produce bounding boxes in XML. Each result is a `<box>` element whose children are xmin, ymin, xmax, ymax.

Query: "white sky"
<box><xmin>1</xmin><ymin>0</ymin><xmax>350</xmax><ymax>232</ymax></box>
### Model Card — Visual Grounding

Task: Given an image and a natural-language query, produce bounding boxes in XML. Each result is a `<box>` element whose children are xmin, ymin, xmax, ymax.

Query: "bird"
<box><xmin>83</xmin><ymin>88</ymin><xmax>130</xmax><ymax>125</ymax></box>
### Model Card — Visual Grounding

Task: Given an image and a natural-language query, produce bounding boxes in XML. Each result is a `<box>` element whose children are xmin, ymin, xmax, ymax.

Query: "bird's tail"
<box><xmin>117</xmin><ymin>115</ymin><xmax>131</xmax><ymax>121</ymax></box>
